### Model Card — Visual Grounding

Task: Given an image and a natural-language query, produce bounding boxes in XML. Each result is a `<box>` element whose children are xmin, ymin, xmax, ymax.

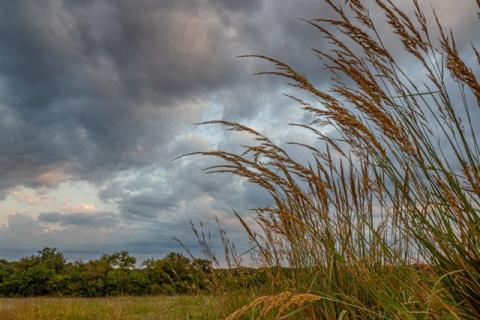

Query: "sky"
<box><xmin>0</xmin><ymin>0</ymin><xmax>478</xmax><ymax>262</ymax></box>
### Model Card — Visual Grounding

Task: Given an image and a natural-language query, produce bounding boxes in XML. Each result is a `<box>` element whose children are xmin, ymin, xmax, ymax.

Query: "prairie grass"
<box><xmin>0</xmin><ymin>295</ymin><xmax>246</xmax><ymax>320</ymax></box>
<box><xmin>191</xmin><ymin>0</ymin><xmax>480</xmax><ymax>318</ymax></box>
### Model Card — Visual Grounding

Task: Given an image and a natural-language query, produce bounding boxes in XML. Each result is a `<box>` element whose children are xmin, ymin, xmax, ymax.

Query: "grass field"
<box><xmin>0</xmin><ymin>296</ymin><xmax>237</xmax><ymax>320</ymax></box>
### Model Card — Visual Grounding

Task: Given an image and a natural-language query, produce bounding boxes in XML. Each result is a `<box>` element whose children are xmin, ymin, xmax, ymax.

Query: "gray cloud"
<box><xmin>0</xmin><ymin>0</ymin><xmax>254</xmax><ymax>192</ymax></box>
<box><xmin>0</xmin><ymin>0</ymin><xmax>342</xmax><ymax>191</ymax></box>
<box><xmin>38</xmin><ymin>211</ymin><xmax>119</xmax><ymax>229</ymax></box>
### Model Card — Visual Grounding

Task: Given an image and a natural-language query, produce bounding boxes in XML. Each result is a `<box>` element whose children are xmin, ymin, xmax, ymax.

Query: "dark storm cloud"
<box><xmin>38</xmin><ymin>211</ymin><xmax>119</xmax><ymax>228</ymax></box>
<box><xmin>0</xmin><ymin>0</ymin><xmax>336</xmax><ymax>197</ymax></box>
<box><xmin>0</xmin><ymin>212</ymin><xmax>249</xmax><ymax>262</ymax></box>
<box><xmin>120</xmin><ymin>193</ymin><xmax>178</xmax><ymax>220</ymax></box>
<box><xmin>0</xmin><ymin>0</ymin><xmax>478</xmax><ymax>194</ymax></box>
<box><xmin>100</xmin><ymin>155</ymin><xmax>273</xmax><ymax>226</ymax></box>
<box><xmin>0</xmin><ymin>0</ymin><xmax>261</xmax><ymax>192</ymax></box>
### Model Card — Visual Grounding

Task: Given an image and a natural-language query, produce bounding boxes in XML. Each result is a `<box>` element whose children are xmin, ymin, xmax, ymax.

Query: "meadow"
<box><xmin>0</xmin><ymin>296</ymin><xmax>234</xmax><ymax>320</ymax></box>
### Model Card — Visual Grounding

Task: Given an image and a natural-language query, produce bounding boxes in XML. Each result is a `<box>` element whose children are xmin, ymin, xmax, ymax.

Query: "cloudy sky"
<box><xmin>0</xmin><ymin>0</ymin><xmax>477</xmax><ymax>261</ymax></box>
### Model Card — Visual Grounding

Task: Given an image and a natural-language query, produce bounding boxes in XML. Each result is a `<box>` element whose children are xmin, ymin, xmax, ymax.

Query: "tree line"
<box><xmin>0</xmin><ymin>248</ymin><xmax>266</xmax><ymax>297</ymax></box>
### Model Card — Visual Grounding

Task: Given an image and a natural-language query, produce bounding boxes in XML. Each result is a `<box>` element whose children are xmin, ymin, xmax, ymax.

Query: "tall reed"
<box><xmin>191</xmin><ymin>0</ymin><xmax>480</xmax><ymax>318</ymax></box>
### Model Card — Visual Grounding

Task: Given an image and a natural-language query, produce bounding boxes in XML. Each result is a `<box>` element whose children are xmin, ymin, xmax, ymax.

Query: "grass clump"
<box><xmin>192</xmin><ymin>0</ymin><xmax>480</xmax><ymax>318</ymax></box>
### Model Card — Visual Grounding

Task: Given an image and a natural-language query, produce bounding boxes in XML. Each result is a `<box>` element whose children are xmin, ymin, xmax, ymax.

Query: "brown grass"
<box><xmin>189</xmin><ymin>0</ymin><xmax>480</xmax><ymax>318</ymax></box>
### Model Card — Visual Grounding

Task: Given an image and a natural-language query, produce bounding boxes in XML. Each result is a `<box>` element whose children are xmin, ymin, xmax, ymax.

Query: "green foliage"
<box><xmin>143</xmin><ymin>252</ymin><xmax>214</xmax><ymax>294</ymax></box>
<box><xmin>0</xmin><ymin>248</ymin><xmax>224</xmax><ymax>297</ymax></box>
<box><xmin>0</xmin><ymin>248</ymin><xmax>66</xmax><ymax>296</ymax></box>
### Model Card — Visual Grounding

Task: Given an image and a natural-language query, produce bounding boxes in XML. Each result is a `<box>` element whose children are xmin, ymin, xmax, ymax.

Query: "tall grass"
<box><xmin>191</xmin><ymin>0</ymin><xmax>480</xmax><ymax>318</ymax></box>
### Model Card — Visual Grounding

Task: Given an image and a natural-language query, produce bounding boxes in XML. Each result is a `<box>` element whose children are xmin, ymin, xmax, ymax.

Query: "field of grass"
<box><xmin>0</xmin><ymin>296</ymin><xmax>237</xmax><ymax>320</ymax></box>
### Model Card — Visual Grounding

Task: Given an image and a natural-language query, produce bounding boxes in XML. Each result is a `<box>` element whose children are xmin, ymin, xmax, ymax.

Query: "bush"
<box><xmin>0</xmin><ymin>248</ymin><xmax>219</xmax><ymax>297</ymax></box>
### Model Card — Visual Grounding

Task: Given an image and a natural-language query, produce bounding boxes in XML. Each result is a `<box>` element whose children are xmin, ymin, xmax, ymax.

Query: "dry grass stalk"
<box><xmin>189</xmin><ymin>0</ymin><xmax>480</xmax><ymax>318</ymax></box>
<box><xmin>225</xmin><ymin>292</ymin><xmax>322</xmax><ymax>320</ymax></box>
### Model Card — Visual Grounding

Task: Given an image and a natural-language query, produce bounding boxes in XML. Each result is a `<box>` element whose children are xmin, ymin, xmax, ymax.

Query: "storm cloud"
<box><xmin>38</xmin><ymin>211</ymin><xmax>119</xmax><ymax>228</ymax></box>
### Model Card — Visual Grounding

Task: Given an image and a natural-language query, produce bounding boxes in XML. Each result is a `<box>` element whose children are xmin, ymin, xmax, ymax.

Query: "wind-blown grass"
<box><xmin>191</xmin><ymin>0</ymin><xmax>480</xmax><ymax>318</ymax></box>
